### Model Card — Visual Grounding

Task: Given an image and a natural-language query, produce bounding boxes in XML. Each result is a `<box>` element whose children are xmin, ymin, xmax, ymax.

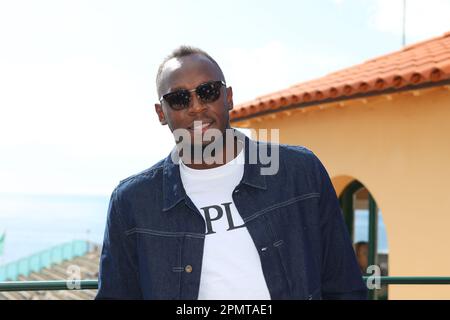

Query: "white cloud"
<box><xmin>369</xmin><ymin>0</ymin><xmax>450</xmax><ymax>42</ymax></box>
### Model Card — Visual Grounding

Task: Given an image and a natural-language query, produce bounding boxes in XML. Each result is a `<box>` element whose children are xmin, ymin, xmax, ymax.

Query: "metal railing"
<box><xmin>0</xmin><ymin>280</ymin><xmax>98</xmax><ymax>291</ymax></box>
<box><xmin>1</xmin><ymin>277</ymin><xmax>450</xmax><ymax>295</ymax></box>
<box><xmin>363</xmin><ymin>276</ymin><xmax>450</xmax><ymax>285</ymax></box>
<box><xmin>0</xmin><ymin>240</ymin><xmax>89</xmax><ymax>282</ymax></box>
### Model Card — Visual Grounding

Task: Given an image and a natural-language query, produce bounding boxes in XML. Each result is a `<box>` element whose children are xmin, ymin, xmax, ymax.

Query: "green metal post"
<box><xmin>341</xmin><ymin>190</ymin><xmax>354</xmax><ymax>240</ymax></box>
<box><xmin>340</xmin><ymin>180</ymin><xmax>363</xmax><ymax>241</ymax></box>
<box><xmin>368</xmin><ymin>193</ymin><xmax>378</xmax><ymax>299</ymax></box>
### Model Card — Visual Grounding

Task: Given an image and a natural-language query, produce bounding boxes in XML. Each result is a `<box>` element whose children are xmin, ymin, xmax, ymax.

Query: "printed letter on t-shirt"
<box><xmin>202</xmin><ymin>205</ymin><xmax>223</xmax><ymax>235</ymax></box>
<box><xmin>222</xmin><ymin>202</ymin><xmax>245</xmax><ymax>232</ymax></box>
<box><xmin>200</xmin><ymin>203</ymin><xmax>245</xmax><ymax>235</ymax></box>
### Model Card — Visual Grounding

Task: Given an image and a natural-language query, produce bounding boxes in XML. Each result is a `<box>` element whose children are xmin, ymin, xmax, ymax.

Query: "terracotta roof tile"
<box><xmin>231</xmin><ymin>31</ymin><xmax>450</xmax><ymax>121</ymax></box>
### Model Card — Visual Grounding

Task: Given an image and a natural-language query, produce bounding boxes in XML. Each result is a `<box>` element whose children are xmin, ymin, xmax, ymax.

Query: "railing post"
<box><xmin>341</xmin><ymin>189</ymin><xmax>354</xmax><ymax>240</ymax></box>
<box><xmin>368</xmin><ymin>194</ymin><xmax>378</xmax><ymax>300</ymax></box>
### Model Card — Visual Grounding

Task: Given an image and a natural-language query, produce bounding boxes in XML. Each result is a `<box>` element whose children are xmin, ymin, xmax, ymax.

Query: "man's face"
<box><xmin>356</xmin><ymin>244</ymin><xmax>369</xmax><ymax>272</ymax></box>
<box><xmin>154</xmin><ymin>53</ymin><xmax>233</xmax><ymax>147</ymax></box>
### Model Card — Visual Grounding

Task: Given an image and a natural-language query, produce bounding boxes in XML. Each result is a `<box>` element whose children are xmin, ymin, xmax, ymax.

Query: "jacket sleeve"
<box><xmin>313</xmin><ymin>154</ymin><xmax>368</xmax><ymax>300</ymax></box>
<box><xmin>95</xmin><ymin>187</ymin><xmax>142</xmax><ymax>299</ymax></box>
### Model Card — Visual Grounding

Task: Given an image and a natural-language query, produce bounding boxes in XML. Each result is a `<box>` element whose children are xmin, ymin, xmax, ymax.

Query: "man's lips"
<box><xmin>187</xmin><ymin>120</ymin><xmax>215</xmax><ymax>132</ymax></box>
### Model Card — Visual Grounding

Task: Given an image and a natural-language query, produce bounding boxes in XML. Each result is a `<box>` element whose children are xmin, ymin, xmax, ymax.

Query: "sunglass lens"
<box><xmin>197</xmin><ymin>81</ymin><xmax>222</xmax><ymax>103</ymax></box>
<box><xmin>165</xmin><ymin>90</ymin><xmax>190</xmax><ymax>110</ymax></box>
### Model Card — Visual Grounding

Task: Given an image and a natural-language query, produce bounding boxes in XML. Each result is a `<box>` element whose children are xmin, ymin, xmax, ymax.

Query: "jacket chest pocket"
<box><xmin>130</xmin><ymin>228</ymin><xmax>204</xmax><ymax>299</ymax></box>
<box><xmin>242</xmin><ymin>193</ymin><xmax>321</xmax><ymax>299</ymax></box>
<box><xmin>244</xmin><ymin>193</ymin><xmax>320</xmax><ymax>227</ymax></box>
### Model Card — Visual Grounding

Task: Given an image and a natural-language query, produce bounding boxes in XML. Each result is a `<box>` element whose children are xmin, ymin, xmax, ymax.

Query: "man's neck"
<box><xmin>183</xmin><ymin>136</ymin><xmax>243</xmax><ymax>170</ymax></box>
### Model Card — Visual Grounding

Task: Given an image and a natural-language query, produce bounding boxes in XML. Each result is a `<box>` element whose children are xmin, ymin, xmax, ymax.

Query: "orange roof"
<box><xmin>231</xmin><ymin>31</ymin><xmax>450</xmax><ymax>122</ymax></box>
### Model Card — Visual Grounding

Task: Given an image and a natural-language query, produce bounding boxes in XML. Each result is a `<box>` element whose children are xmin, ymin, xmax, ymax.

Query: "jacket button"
<box><xmin>185</xmin><ymin>265</ymin><xmax>193</xmax><ymax>273</ymax></box>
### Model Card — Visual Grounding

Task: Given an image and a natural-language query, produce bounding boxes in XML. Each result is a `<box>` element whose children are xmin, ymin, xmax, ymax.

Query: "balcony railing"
<box><xmin>0</xmin><ymin>280</ymin><xmax>98</xmax><ymax>291</ymax></box>
<box><xmin>1</xmin><ymin>277</ymin><xmax>450</xmax><ymax>297</ymax></box>
<box><xmin>0</xmin><ymin>240</ymin><xmax>89</xmax><ymax>282</ymax></box>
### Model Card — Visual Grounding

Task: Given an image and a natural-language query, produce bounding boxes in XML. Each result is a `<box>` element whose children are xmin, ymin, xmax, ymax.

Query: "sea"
<box><xmin>0</xmin><ymin>193</ymin><xmax>389</xmax><ymax>265</ymax></box>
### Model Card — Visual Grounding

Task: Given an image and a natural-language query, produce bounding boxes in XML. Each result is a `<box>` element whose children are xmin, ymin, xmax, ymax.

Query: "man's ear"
<box><xmin>154</xmin><ymin>103</ymin><xmax>167</xmax><ymax>125</ymax></box>
<box><xmin>226</xmin><ymin>86</ymin><xmax>234</xmax><ymax>111</ymax></box>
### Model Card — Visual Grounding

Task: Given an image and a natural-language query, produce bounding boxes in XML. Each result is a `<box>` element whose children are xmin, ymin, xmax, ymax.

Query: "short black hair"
<box><xmin>156</xmin><ymin>45</ymin><xmax>225</xmax><ymax>96</ymax></box>
<box><xmin>354</xmin><ymin>241</ymin><xmax>369</xmax><ymax>251</ymax></box>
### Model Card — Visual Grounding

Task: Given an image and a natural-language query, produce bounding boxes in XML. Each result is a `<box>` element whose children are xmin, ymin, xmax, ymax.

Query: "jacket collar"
<box><xmin>162</xmin><ymin>128</ymin><xmax>267</xmax><ymax>212</ymax></box>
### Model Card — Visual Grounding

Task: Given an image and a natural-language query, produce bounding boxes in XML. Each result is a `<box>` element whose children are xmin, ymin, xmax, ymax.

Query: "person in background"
<box><xmin>354</xmin><ymin>241</ymin><xmax>369</xmax><ymax>275</ymax></box>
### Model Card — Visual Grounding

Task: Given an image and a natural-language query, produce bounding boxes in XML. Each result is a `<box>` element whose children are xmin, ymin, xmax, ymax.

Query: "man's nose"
<box><xmin>187</xmin><ymin>93</ymin><xmax>207</xmax><ymax>114</ymax></box>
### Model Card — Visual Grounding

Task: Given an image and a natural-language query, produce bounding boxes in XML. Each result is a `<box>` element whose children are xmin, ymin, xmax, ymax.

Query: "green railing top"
<box><xmin>1</xmin><ymin>277</ymin><xmax>450</xmax><ymax>292</ymax></box>
<box><xmin>363</xmin><ymin>276</ymin><xmax>450</xmax><ymax>285</ymax></box>
<box><xmin>0</xmin><ymin>280</ymin><xmax>98</xmax><ymax>291</ymax></box>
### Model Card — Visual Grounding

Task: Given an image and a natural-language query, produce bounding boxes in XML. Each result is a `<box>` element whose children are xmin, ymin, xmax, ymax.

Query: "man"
<box><xmin>96</xmin><ymin>46</ymin><xmax>367</xmax><ymax>300</ymax></box>
<box><xmin>354</xmin><ymin>241</ymin><xmax>369</xmax><ymax>275</ymax></box>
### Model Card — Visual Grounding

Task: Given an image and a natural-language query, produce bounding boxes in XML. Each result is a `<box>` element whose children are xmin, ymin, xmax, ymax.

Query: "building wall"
<box><xmin>233</xmin><ymin>86</ymin><xmax>450</xmax><ymax>299</ymax></box>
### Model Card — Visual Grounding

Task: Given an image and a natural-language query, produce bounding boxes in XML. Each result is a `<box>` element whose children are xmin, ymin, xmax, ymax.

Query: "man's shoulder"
<box><xmin>246</xmin><ymin>136</ymin><xmax>321</xmax><ymax>172</ymax></box>
<box><xmin>278</xmin><ymin>143</ymin><xmax>315</xmax><ymax>157</ymax></box>
<box><xmin>275</xmin><ymin>142</ymin><xmax>318</xmax><ymax>167</ymax></box>
<box><xmin>250</xmin><ymin>138</ymin><xmax>315</xmax><ymax>158</ymax></box>
<box><xmin>265</xmin><ymin>142</ymin><xmax>324</xmax><ymax>183</ymax></box>
<box><xmin>113</xmin><ymin>157</ymin><xmax>167</xmax><ymax>196</ymax></box>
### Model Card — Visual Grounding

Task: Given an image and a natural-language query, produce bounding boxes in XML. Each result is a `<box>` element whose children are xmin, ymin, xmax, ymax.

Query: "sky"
<box><xmin>0</xmin><ymin>0</ymin><xmax>449</xmax><ymax>196</ymax></box>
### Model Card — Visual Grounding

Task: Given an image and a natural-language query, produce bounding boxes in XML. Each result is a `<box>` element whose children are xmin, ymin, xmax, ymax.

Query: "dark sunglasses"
<box><xmin>159</xmin><ymin>80</ymin><xmax>226</xmax><ymax>110</ymax></box>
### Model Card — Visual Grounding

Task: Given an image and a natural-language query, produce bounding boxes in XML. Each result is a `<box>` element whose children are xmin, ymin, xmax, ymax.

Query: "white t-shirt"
<box><xmin>179</xmin><ymin>149</ymin><xmax>271</xmax><ymax>300</ymax></box>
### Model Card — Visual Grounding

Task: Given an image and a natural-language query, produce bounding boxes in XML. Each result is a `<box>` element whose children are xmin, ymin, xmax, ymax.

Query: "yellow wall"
<box><xmin>233</xmin><ymin>86</ymin><xmax>450</xmax><ymax>299</ymax></box>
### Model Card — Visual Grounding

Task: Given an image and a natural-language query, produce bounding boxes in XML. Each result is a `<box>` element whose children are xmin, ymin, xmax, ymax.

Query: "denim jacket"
<box><xmin>96</xmin><ymin>131</ymin><xmax>367</xmax><ymax>300</ymax></box>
